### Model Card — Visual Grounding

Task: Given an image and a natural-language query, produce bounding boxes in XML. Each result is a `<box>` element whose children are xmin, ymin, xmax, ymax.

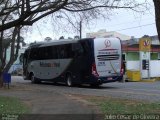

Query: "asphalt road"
<box><xmin>1</xmin><ymin>76</ymin><xmax>160</xmax><ymax>120</ymax></box>
<box><xmin>11</xmin><ymin>76</ymin><xmax>160</xmax><ymax>103</ymax></box>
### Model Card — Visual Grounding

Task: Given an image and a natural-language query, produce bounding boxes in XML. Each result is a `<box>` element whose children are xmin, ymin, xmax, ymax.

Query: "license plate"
<box><xmin>107</xmin><ymin>77</ymin><xmax>113</xmax><ymax>80</ymax></box>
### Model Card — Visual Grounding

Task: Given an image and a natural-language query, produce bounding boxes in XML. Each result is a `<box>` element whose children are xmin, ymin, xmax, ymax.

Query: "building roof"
<box><xmin>86</xmin><ymin>29</ymin><xmax>131</xmax><ymax>40</ymax></box>
<box><xmin>122</xmin><ymin>44</ymin><xmax>160</xmax><ymax>52</ymax></box>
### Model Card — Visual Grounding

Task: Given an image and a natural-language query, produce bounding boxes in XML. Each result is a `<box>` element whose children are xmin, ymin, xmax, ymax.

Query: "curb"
<box><xmin>140</xmin><ymin>79</ymin><xmax>156</xmax><ymax>82</ymax></box>
<box><xmin>125</xmin><ymin>79</ymin><xmax>156</xmax><ymax>82</ymax></box>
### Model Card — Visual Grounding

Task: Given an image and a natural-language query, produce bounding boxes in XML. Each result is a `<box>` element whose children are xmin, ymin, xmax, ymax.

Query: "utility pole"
<box><xmin>79</xmin><ymin>21</ymin><xmax>82</xmax><ymax>39</ymax></box>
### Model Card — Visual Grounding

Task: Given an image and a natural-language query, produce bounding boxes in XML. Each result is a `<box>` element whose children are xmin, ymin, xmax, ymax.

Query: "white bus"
<box><xmin>23</xmin><ymin>38</ymin><xmax>123</xmax><ymax>87</ymax></box>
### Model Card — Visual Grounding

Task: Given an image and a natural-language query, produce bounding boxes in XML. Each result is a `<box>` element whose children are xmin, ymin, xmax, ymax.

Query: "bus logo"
<box><xmin>105</xmin><ymin>39</ymin><xmax>111</xmax><ymax>48</ymax></box>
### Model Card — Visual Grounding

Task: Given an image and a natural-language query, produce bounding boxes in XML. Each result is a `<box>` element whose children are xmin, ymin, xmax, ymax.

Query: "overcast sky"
<box><xmin>24</xmin><ymin>0</ymin><xmax>157</xmax><ymax>43</ymax></box>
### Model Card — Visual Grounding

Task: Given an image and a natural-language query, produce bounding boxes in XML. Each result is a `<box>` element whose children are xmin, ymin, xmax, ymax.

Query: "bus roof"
<box><xmin>40</xmin><ymin>39</ymin><xmax>79</xmax><ymax>47</ymax></box>
<box><xmin>28</xmin><ymin>38</ymin><xmax>94</xmax><ymax>49</ymax></box>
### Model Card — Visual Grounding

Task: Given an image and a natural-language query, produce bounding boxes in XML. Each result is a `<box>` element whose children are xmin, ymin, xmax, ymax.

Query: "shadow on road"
<box><xmin>35</xmin><ymin>81</ymin><xmax>119</xmax><ymax>90</ymax></box>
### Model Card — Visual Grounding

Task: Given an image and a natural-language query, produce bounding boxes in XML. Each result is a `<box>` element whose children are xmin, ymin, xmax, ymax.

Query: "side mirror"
<box><xmin>19</xmin><ymin>53</ymin><xmax>24</xmax><ymax>64</ymax></box>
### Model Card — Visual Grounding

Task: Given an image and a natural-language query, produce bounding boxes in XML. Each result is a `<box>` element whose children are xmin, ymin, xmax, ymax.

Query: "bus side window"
<box><xmin>57</xmin><ymin>44</ymin><xmax>73</xmax><ymax>59</ymax></box>
<box><xmin>59</xmin><ymin>46</ymin><xmax>65</xmax><ymax>59</ymax></box>
<box><xmin>30</xmin><ymin>48</ymin><xmax>38</xmax><ymax>60</ymax></box>
<box><xmin>80</xmin><ymin>41</ymin><xmax>90</xmax><ymax>55</ymax></box>
<box><xmin>52</xmin><ymin>46</ymin><xmax>58</xmax><ymax>59</ymax></box>
<box><xmin>38</xmin><ymin>47</ymin><xmax>47</xmax><ymax>60</ymax></box>
<box><xmin>72</xmin><ymin>43</ymin><xmax>84</xmax><ymax>57</ymax></box>
<box><xmin>45</xmin><ymin>46</ymin><xmax>53</xmax><ymax>59</ymax></box>
<box><xmin>65</xmin><ymin>44</ymin><xmax>72</xmax><ymax>58</ymax></box>
<box><xmin>42</xmin><ymin>47</ymin><xmax>48</xmax><ymax>59</ymax></box>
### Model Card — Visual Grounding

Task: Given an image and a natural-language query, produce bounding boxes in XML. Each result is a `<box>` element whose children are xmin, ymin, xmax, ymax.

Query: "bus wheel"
<box><xmin>31</xmin><ymin>74</ymin><xmax>40</xmax><ymax>84</ymax></box>
<box><xmin>66</xmin><ymin>75</ymin><xmax>73</xmax><ymax>87</ymax></box>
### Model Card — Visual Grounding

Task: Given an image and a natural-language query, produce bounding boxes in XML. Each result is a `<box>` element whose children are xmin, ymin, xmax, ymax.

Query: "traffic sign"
<box><xmin>139</xmin><ymin>37</ymin><xmax>151</xmax><ymax>52</ymax></box>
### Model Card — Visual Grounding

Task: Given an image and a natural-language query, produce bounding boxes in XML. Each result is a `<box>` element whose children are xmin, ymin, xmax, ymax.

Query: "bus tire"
<box><xmin>66</xmin><ymin>74</ymin><xmax>73</xmax><ymax>87</ymax></box>
<box><xmin>31</xmin><ymin>74</ymin><xmax>40</xmax><ymax>84</ymax></box>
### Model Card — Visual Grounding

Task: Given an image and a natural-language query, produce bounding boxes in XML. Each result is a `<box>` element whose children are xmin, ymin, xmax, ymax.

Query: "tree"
<box><xmin>74</xmin><ymin>36</ymin><xmax>80</xmax><ymax>39</ymax></box>
<box><xmin>153</xmin><ymin>0</ymin><xmax>160</xmax><ymax>41</ymax></box>
<box><xmin>68</xmin><ymin>37</ymin><xmax>73</xmax><ymax>39</ymax></box>
<box><xmin>0</xmin><ymin>0</ymin><xmax>145</xmax><ymax>32</ymax></box>
<box><xmin>19</xmin><ymin>36</ymin><xmax>26</xmax><ymax>46</ymax></box>
<box><xmin>44</xmin><ymin>37</ymin><xmax>52</xmax><ymax>42</ymax></box>
<box><xmin>59</xmin><ymin>36</ymin><xmax>64</xmax><ymax>40</ymax></box>
<box><xmin>0</xmin><ymin>0</ymin><xmax>147</xmax><ymax>87</ymax></box>
<box><xmin>0</xmin><ymin>0</ymin><xmax>23</xmax><ymax>87</ymax></box>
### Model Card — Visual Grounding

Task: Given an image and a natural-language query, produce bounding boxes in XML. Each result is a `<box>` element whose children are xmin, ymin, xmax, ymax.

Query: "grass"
<box><xmin>90</xmin><ymin>97</ymin><xmax>160</xmax><ymax>114</ymax></box>
<box><xmin>0</xmin><ymin>96</ymin><xmax>30</xmax><ymax>114</ymax></box>
<box><xmin>77</xmin><ymin>95</ymin><xmax>160</xmax><ymax>114</ymax></box>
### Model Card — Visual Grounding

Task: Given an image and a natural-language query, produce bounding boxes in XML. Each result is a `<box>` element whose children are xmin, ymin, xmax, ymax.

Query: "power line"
<box><xmin>106</xmin><ymin>17</ymin><xmax>154</xmax><ymax>28</ymax></box>
<box><xmin>113</xmin><ymin>23</ymin><xmax>155</xmax><ymax>31</ymax></box>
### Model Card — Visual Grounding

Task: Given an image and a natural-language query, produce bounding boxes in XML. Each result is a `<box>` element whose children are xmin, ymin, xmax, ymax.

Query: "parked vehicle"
<box><xmin>23</xmin><ymin>37</ymin><xmax>123</xmax><ymax>86</ymax></box>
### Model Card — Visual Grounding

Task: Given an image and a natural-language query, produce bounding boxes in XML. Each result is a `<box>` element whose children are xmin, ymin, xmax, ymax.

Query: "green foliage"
<box><xmin>0</xmin><ymin>96</ymin><xmax>30</xmax><ymax>114</ymax></box>
<box><xmin>90</xmin><ymin>98</ymin><xmax>160</xmax><ymax>114</ymax></box>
